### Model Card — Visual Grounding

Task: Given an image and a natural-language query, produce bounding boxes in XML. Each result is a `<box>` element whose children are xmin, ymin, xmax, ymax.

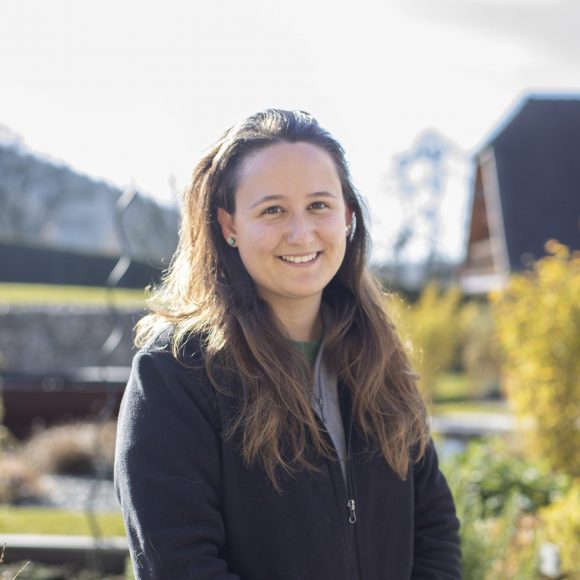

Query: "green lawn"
<box><xmin>429</xmin><ymin>372</ymin><xmax>509</xmax><ymax>414</ymax></box>
<box><xmin>431</xmin><ymin>372</ymin><xmax>471</xmax><ymax>402</ymax></box>
<box><xmin>0</xmin><ymin>284</ymin><xmax>146</xmax><ymax>308</ymax></box>
<box><xmin>432</xmin><ymin>400</ymin><xmax>511</xmax><ymax>415</ymax></box>
<box><xmin>0</xmin><ymin>507</ymin><xmax>126</xmax><ymax>536</ymax></box>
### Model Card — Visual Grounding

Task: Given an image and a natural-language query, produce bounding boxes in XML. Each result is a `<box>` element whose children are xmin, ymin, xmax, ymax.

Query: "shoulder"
<box><xmin>140</xmin><ymin>324</ymin><xmax>204</xmax><ymax>361</ymax></box>
<box><xmin>126</xmin><ymin>328</ymin><xmax>221</xmax><ymax>429</ymax></box>
<box><xmin>133</xmin><ymin>325</ymin><xmax>210</xmax><ymax>380</ymax></box>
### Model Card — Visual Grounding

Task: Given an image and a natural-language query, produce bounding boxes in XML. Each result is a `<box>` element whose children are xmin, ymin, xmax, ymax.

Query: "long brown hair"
<box><xmin>136</xmin><ymin>109</ymin><xmax>429</xmax><ymax>486</ymax></box>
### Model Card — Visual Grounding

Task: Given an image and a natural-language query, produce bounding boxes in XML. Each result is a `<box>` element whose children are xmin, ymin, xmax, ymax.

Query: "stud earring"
<box><xmin>345</xmin><ymin>224</ymin><xmax>352</xmax><ymax>237</ymax></box>
<box><xmin>227</xmin><ymin>236</ymin><xmax>236</xmax><ymax>247</ymax></box>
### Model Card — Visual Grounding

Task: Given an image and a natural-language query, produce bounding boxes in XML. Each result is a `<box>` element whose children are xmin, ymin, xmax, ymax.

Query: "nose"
<box><xmin>286</xmin><ymin>213</ymin><xmax>315</xmax><ymax>246</ymax></box>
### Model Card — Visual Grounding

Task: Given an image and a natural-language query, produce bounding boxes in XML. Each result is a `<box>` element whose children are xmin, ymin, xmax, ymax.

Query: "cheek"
<box><xmin>237</xmin><ymin>225</ymin><xmax>278</xmax><ymax>266</ymax></box>
<box><xmin>247</xmin><ymin>227</ymin><xmax>278</xmax><ymax>252</ymax></box>
<box><xmin>325</xmin><ymin>215</ymin><xmax>348</xmax><ymax>242</ymax></box>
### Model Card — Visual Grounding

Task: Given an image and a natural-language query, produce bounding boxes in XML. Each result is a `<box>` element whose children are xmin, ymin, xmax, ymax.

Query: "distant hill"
<box><xmin>0</xmin><ymin>139</ymin><xmax>179</xmax><ymax>287</ymax></box>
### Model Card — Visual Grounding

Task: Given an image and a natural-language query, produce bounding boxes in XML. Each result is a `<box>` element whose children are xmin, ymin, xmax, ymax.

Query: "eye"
<box><xmin>309</xmin><ymin>201</ymin><xmax>329</xmax><ymax>211</ymax></box>
<box><xmin>261</xmin><ymin>205</ymin><xmax>284</xmax><ymax>215</ymax></box>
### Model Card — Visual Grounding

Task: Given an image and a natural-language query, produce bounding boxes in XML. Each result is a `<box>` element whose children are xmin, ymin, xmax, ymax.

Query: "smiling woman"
<box><xmin>114</xmin><ymin>109</ymin><xmax>461</xmax><ymax>579</ymax></box>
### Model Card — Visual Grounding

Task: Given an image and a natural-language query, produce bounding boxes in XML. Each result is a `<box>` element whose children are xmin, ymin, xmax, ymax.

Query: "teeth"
<box><xmin>280</xmin><ymin>252</ymin><xmax>317</xmax><ymax>263</ymax></box>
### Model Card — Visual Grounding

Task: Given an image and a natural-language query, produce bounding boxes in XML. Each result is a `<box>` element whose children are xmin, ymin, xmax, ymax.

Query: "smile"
<box><xmin>278</xmin><ymin>252</ymin><xmax>319</xmax><ymax>264</ymax></box>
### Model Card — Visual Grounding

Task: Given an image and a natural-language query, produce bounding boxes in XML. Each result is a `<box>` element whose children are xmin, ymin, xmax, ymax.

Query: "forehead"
<box><xmin>234</xmin><ymin>142</ymin><xmax>342</xmax><ymax>199</ymax></box>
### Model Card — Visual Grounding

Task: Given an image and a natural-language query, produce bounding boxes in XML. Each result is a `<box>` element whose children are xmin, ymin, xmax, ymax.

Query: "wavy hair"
<box><xmin>136</xmin><ymin>109</ymin><xmax>429</xmax><ymax>487</ymax></box>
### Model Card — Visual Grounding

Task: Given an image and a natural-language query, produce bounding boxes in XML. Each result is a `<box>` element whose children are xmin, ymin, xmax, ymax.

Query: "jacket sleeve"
<box><xmin>411</xmin><ymin>440</ymin><xmax>462</xmax><ymax>579</ymax></box>
<box><xmin>114</xmin><ymin>350</ymin><xmax>240</xmax><ymax>580</ymax></box>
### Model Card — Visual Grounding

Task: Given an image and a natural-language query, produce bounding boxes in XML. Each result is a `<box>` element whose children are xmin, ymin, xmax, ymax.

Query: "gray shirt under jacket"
<box><xmin>310</xmin><ymin>341</ymin><xmax>348</xmax><ymax>482</ymax></box>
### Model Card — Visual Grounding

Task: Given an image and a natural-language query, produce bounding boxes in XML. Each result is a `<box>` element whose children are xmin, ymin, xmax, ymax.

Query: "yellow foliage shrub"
<box><xmin>459</xmin><ymin>301</ymin><xmax>502</xmax><ymax>398</ymax></box>
<box><xmin>491</xmin><ymin>241</ymin><xmax>580</xmax><ymax>476</ymax></box>
<box><xmin>383</xmin><ymin>283</ymin><xmax>463</xmax><ymax>394</ymax></box>
<box><xmin>540</xmin><ymin>478</ymin><xmax>580</xmax><ymax>576</ymax></box>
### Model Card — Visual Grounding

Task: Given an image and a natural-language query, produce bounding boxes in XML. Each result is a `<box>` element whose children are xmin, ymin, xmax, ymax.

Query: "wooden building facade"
<box><xmin>461</xmin><ymin>96</ymin><xmax>580</xmax><ymax>294</ymax></box>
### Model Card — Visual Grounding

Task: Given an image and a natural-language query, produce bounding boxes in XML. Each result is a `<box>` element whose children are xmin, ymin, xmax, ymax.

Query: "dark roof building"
<box><xmin>461</xmin><ymin>95</ymin><xmax>580</xmax><ymax>293</ymax></box>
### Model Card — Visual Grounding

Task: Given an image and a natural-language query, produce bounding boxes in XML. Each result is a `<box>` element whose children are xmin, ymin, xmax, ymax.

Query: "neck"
<box><xmin>268</xmin><ymin>296</ymin><xmax>323</xmax><ymax>342</ymax></box>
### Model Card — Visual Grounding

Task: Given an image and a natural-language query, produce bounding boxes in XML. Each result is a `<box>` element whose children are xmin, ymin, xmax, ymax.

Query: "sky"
<box><xmin>1</xmin><ymin>0</ymin><xmax>579</xmax><ymax>262</ymax></box>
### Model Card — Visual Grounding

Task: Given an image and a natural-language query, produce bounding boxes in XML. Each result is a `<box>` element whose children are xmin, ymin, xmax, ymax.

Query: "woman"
<box><xmin>115</xmin><ymin>109</ymin><xmax>461</xmax><ymax>579</ymax></box>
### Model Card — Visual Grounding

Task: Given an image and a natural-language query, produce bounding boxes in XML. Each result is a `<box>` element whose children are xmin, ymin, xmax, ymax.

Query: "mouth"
<box><xmin>278</xmin><ymin>252</ymin><xmax>320</xmax><ymax>264</ymax></box>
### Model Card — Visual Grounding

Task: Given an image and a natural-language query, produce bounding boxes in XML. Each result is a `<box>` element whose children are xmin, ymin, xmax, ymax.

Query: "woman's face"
<box><xmin>218</xmin><ymin>142</ymin><xmax>352</xmax><ymax>317</ymax></box>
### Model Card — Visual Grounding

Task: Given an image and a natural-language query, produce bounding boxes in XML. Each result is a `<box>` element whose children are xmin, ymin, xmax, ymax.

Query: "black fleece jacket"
<box><xmin>115</xmin><ymin>336</ymin><xmax>462</xmax><ymax>579</ymax></box>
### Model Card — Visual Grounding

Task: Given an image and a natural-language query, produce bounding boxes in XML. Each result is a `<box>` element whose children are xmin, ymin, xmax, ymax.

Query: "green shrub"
<box><xmin>442</xmin><ymin>439</ymin><xmax>567</xmax><ymax>578</ymax></box>
<box><xmin>450</xmin><ymin>477</ymin><xmax>497</xmax><ymax>580</ymax></box>
<box><xmin>491</xmin><ymin>241</ymin><xmax>580</xmax><ymax>476</ymax></box>
<box><xmin>487</xmin><ymin>496</ymin><xmax>540</xmax><ymax>580</ymax></box>
<box><xmin>444</xmin><ymin>438</ymin><xmax>570</xmax><ymax>518</ymax></box>
<box><xmin>450</xmin><ymin>478</ymin><xmax>540</xmax><ymax>579</ymax></box>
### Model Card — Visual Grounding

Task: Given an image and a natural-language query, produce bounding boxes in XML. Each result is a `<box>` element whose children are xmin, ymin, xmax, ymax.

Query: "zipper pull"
<box><xmin>347</xmin><ymin>499</ymin><xmax>357</xmax><ymax>524</ymax></box>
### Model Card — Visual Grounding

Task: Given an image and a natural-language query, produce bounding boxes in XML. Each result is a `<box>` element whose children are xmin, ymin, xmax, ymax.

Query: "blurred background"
<box><xmin>0</xmin><ymin>0</ymin><xmax>579</xmax><ymax>578</ymax></box>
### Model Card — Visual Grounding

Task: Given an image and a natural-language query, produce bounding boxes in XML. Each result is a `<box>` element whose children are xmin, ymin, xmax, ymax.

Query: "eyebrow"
<box><xmin>249</xmin><ymin>191</ymin><xmax>338</xmax><ymax>209</ymax></box>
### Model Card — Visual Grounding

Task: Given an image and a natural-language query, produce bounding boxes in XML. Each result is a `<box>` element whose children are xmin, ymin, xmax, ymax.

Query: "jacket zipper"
<box><xmin>345</xmin><ymin>414</ymin><xmax>363</xmax><ymax>580</ymax></box>
<box><xmin>313</xmin><ymin>350</ymin><xmax>362</xmax><ymax>579</ymax></box>
<box><xmin>318</xmin><ymin>414</ymin><xmax>360</xmax><ymax>580</ymax></box>
<box><xmin>347</xmin><ymin>498</ymin><xmax>357</xmax><ymax>523</ymax></box>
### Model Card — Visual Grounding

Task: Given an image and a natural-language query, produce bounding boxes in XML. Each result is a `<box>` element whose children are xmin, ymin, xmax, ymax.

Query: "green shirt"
<box><xmin>294</xmin><ymin>339</ymin><xmax>322</xmax><ymax>367</ymax></box>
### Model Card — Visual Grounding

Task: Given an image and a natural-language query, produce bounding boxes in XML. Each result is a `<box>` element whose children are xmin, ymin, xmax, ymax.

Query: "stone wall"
<box><xmin>0</xmin><ymin>306</ymin><xmax>143</xmax><ymax>373</ymax></box>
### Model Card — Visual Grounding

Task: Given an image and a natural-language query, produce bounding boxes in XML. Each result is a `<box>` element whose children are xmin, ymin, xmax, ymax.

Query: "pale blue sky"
<box><xmin>2</xmin><ymin>0</ymin><xmax>579</xmax><ymax>260</ymax></box>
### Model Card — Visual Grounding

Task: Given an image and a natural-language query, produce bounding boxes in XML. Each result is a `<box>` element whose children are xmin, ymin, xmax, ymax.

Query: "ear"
<box><xmin>217</xmin><ymin>207</ymin><xmax>236</xmax><ymax>241</ymax></box>
<box><xmin>345</xmin><ymin>204</ymin><xmax>354</xmax><ymax>229</ymax></box>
